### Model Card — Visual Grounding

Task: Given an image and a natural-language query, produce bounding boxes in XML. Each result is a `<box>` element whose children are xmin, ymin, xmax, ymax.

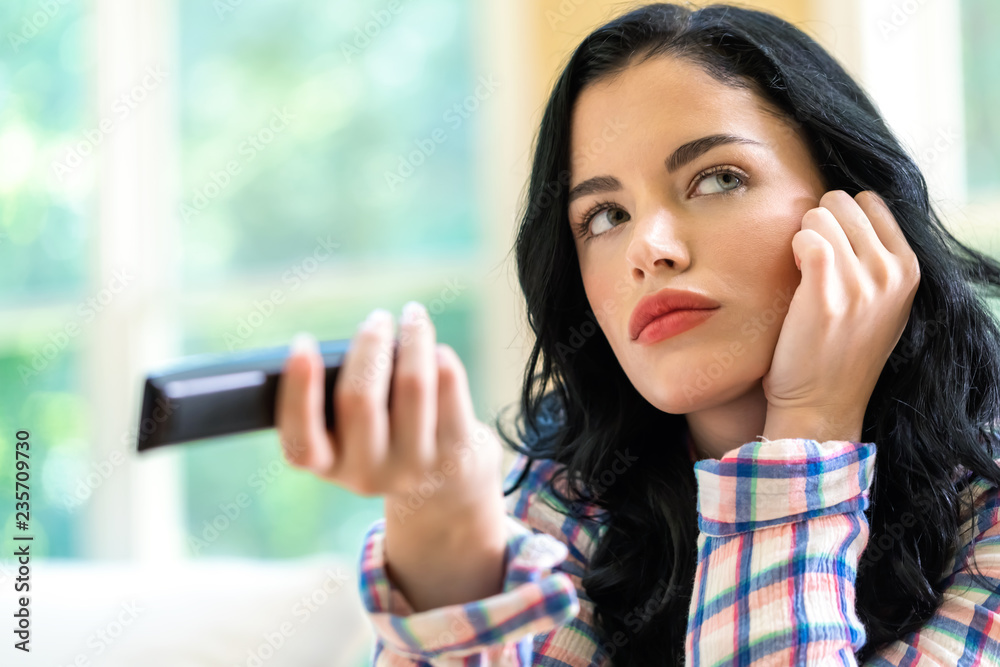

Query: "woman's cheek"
<box><xmin>741</xmin><ymin>318</ymin><xmax>762</xmax><ymax>344</ymax></box>
<box><xmin>597</xmin><ymin>296</ymin><xmax>619</xmax><ymax>324</ymax></box>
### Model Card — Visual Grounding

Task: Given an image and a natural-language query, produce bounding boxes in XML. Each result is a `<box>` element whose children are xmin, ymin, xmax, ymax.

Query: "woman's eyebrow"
<box><xmin>567</xmin><ymin>133</ymin><xmax>765</xmax><ymax>204</ymax></box>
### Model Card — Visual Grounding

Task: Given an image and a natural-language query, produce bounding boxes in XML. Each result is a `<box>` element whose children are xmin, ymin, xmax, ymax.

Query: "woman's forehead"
<box><xmin>569</xmin><ymin>59</ymin><xmax>769</xmax><ymax>148</ymax></box>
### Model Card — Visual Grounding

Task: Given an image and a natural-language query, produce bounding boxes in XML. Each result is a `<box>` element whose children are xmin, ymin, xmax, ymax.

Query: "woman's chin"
<box><xmin>634</xmin><ymin>366</ymin><xmax>762</xmax><ymax>416</ymax></box>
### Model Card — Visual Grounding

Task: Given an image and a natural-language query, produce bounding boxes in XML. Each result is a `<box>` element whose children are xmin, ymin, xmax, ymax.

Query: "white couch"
<box><xmin>6</xmin><ymin>556</ymin><xmax>375</xmax><ymax>666</ymax></box>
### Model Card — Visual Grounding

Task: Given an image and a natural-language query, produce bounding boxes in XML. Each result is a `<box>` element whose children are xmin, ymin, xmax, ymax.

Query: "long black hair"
<box><xmin>494</xmin><ymin>2</ymin><xmax>1000</xmax><ymax>665</ymax></box>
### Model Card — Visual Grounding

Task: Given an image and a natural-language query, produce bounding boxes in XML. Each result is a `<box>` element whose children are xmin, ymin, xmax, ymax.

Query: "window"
<box><xmin>1</xmin><ymin>0</ymin><xmax>92</xmax><ymax>558</ymax></box>
<box><xmin>813</xmin><ymin>0</ymin><xmax>998</xmax><ymax>263</ymax></box>
<box><xmin>960</xmin><ymin>0</ymin><xmax>1000</xmax><ymax>197</ymax></box>
<box><xmin>958</xmin><ymin>0</ymin><xmax>1000</xmax><ymax>313</ymax></box>
<box><xmin>1</xmin><ymin>0</ymin><xmax>496</xmax><ymax>567</ymax></box>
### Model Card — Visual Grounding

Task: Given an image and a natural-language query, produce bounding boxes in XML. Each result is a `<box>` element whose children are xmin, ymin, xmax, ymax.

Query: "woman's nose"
<box><xmin>623</xmin><ymin>208</ymin><xmax>690</xmax><ymax>277</ymax></box>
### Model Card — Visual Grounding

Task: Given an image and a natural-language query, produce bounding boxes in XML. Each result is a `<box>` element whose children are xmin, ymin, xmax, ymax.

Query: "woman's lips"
<box><xmin>634</xmin><ymin>308</ymin><xmax>718</xmax><ymax>345</ymax></box>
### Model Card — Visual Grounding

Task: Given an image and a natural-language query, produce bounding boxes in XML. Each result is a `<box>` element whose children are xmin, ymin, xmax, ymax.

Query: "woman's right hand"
<box><xmin>274</xmin><ymin>301</ymin><xmax>510</xmax><ymax>610</ymax></box>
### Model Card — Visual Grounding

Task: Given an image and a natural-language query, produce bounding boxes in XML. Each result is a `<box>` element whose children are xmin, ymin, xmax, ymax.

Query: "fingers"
<box><xmin>332</xmin><ymin>309</ymin><xmax>394</xmax><ymax>493</ymax></box>
<box><xmin>276</xmin><ymin>332</ymin><xmax>336</xmax><ymax>475</ymax></box>
<box><xmin>800</xmin><ymin>205</ymin><xmax>855</xmax><ymax>273</ymax></box>
<box><xmin>276</xmin><ymin>306</ymin><xmax>478</xmax><ymax>502</ymax></box>
<box><xmin>435</xmin><ymin>342</ymin><xmax>475</xmax><ymax>450</ymax></box>
<box><xmin>797</xmin><ymin>207</ymin><xmax>856</xmax><ymax>304</ymax></box>
<box><xmin>817</xmin><ymin>190</ymin><xmax>886</xmax><ymax>266</ymax></box>
<box><xmin>791</xmin><ymin>228</ymin><xmax>840</xmax><ymax>320</ymax></box>
<box><xmin>803</xmin><ymin>190</ymin><xmax>920</xmax><ymax>296</ymax></box>
<box><xmin>854</xmin><ymin>191</ymin><xmax>921</xmax><ymax>280</ymax></box>
<box><xmin>390</xmin><ymin>301</ymin><xmax>438</xmax><ymax>472</ymax></box>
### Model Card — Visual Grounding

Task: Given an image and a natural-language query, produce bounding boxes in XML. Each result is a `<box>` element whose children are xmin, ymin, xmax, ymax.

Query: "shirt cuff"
<box><xmin>693</xmin><ymin>438</ymin><xmax>877</xmax><ymax>536</ymax></box>
<box><xmin>357</xmin><ymin>513</ymin><xmax>581</xmax><ymax>661</ymax></box>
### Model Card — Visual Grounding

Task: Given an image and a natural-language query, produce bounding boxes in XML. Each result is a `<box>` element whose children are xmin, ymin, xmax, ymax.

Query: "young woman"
<box><xmin>275</xmin><ymin>3</ymin><xmax>1000</xmax><ymax>665</ymax></box>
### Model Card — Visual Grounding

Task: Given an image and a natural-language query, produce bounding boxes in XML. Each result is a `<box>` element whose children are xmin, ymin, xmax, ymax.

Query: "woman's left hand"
<box><xmin>761</xmin><ymin>190</ymin><xmax>921</xmax><ymax>424</ymax></box>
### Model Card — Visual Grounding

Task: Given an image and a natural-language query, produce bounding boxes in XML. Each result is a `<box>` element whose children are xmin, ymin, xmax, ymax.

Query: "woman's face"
<box><xmin>567</xmin><ymin>54</ymin><xmax>828</xmax><ymax>415</ymax></box>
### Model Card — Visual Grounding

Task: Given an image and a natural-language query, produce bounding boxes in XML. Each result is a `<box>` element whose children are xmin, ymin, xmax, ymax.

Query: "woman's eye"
<box><xmin>575</xmin><ymin>168</ymin><xmax>747</xmax><ymax>241</ymax></box>
<box><xmin>590</xmin><ymin>207</ymin><xmax>629</xmax><ymax>235</ymax></box>
<box><xmin>693</xmin><ymin>170</ymin><xmax>743</xmax><ymax>196</ymax></box>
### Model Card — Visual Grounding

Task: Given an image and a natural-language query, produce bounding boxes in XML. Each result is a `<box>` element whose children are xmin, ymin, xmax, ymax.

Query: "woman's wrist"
<box><xmin>761</xmin><ymin>406</ymin><xmax>864</xmax><ymax>444</ymax></box>
<box><xmin>382</xmin><ymin>492</ymin><xmax>510</xmax><ymax>613</ymax></box>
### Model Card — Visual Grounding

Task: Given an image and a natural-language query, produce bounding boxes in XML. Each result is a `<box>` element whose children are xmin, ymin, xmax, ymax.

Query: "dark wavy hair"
<box><xmin>493</xmin><ymin>2</ymin><xmax>1000</xmax><ymax>665</ymax></box>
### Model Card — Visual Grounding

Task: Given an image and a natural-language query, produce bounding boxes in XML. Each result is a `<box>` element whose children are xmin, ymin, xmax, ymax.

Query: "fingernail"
<box><xmin>290</xmin><ymin>331</ymin><xmax>319</xmax><ymax>357</ymax></box>
<box><xmin>402</xmin><ymin>301</ymin><xmax>426</xmax><ymax>324</ymax></box>
<box><xmin>361</xmin><ymin>308</ymin><xmax>392</xmax><ymax>330</ymax></box>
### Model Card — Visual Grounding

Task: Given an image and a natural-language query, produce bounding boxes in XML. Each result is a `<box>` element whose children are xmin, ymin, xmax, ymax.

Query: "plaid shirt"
<box><xmin>357</xmin><ymin>436</ymin><xmax>1000</xmax><ymax>665</ymax></box>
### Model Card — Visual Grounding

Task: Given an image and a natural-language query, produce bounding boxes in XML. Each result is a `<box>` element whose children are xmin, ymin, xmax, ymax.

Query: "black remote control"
<box><xmin>135</xmin><ymin>338</ymin><xmax>386</xmax><ymax>452</ymax></box>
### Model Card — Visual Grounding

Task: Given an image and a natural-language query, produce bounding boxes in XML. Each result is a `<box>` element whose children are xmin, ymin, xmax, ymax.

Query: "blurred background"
<box><xmin>0</xmin><ymin>0</ymin><xmax>997</xmax><ymax>664</ymax></box>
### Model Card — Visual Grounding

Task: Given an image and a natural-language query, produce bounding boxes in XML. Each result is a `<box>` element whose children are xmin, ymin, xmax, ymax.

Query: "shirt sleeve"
<box><xmin>500</xmin><ymin>453</ymin><xmax>616</xmax><ymax>666</ymax></box>
<box><xmin>356</xmin><ymin>451</ymin><xmax>609</xmax><ymax>666</ymax></box>
<box><xmin>685</xmin><ymin>438</ymin><xmax>1000</xmax><ymax>666</ymax></box>
<box><xmin>685</xmin><ymin>437</ymin><xmax>877</xmax><ymax>665</ymax></box>
<box><xmin>357</xmin><ymin>513</ymin><xmax>580</xmax><ymax>665</ymax></box>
